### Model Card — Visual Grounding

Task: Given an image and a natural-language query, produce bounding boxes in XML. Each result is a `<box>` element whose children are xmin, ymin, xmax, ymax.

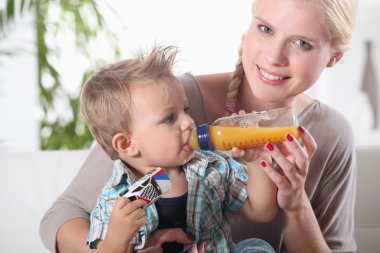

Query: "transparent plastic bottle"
<box><xmin>188</xmin><ymin>107</ymin><xmax>299</xmax><ymax>150</ymax></box>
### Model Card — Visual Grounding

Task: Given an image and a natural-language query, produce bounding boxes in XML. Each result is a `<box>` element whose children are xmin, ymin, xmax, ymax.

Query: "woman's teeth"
<box><xmin>260</xmin><ymin>68</ymin><xmax>285</xmax><ymax>80</ymax></box>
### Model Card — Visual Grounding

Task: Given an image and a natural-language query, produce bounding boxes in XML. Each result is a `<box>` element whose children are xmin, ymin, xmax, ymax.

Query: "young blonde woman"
<box><xmin>40</xmin><ymin>0</ymin><xmax>357</xmax><ymax>252</ymax></box>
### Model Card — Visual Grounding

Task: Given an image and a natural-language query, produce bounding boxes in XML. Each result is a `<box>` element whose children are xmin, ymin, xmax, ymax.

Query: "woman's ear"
<box><xmin>112</xmin><ymin>133</ymin><xmax>139</xmax><ymax>156</ymax></box>
<box><xmin>327</xmin><ymin>52</ymin><xmax>344</xmax><ymax>67</ymax></box>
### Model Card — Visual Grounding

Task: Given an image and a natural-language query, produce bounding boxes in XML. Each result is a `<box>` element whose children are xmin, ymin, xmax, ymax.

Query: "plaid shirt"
<box><xmin>87</xmin><ymin>150</ymin><xmax>248</xmax><ymax>253</ymax></box>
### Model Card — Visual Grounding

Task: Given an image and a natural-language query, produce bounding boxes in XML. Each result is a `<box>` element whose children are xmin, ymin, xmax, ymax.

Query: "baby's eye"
<box><xmin>258</xmin><ymin>24</ymin><xmax>272</xmax><ymax>34</ymax></box>
<box><xmin>294</xmin><ymin>39</ymin><xmax>312</xmax><ymax>50</ymax></box>
<box><xmin>163</xmin><ymin>113</ymin><xmax>176</xmax><ymax>124</ymax></box>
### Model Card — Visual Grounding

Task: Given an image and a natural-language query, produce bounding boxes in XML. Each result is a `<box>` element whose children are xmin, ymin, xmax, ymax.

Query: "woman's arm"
<box><xmin>262</xmin><ymin>127</ymin><xmax>331</xmax><ymax>252</ymax></box>
<box><xmin>56</xmin><ymin>218</ymin><xmax>94</xmax><ymax>253</ymax></box>
<box><xmin>39</xmin><ymin>144</ymin><xmax>114</xmax><ymax>253</ymax></box>
<box><xmin>281</xmin><ymin>192</ymin><xmax>330</xmax><ymax>253</ymax></box>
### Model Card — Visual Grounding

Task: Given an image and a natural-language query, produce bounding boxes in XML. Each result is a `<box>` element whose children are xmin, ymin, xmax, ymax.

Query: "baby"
<box><xmin>81</xmin><ymin>45</ymin><xmax>278</xmax><ymax>253</ymax></box>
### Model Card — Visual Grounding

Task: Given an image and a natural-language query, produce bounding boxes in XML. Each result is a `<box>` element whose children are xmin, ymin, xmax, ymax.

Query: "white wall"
<box><xmin>313</xmin><ymin>2</ymin><xmax>380</xmax><ymax>145</ymax></box>
<box><xmin>1</xmin><ymin>0</ymin><xmax>379</xmax><ymax>152</ymax></box>
<box><xmin>0</xmin><ymin>11</ymin><xmax>38</xmax><ymax>152</ymax></box>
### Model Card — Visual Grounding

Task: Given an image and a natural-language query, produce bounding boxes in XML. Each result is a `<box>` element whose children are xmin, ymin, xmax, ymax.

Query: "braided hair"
<box><xmin>224</xmin><ymin>34</ymin><xmax>245</xmax><ymax>116</ymax></box>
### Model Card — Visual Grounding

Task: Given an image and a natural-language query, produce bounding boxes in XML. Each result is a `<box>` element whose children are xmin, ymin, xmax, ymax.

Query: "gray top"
<box><xmin>39</xmin><ymin>73</ymin><xmax>357</xmax><ymax>253</ymax></box>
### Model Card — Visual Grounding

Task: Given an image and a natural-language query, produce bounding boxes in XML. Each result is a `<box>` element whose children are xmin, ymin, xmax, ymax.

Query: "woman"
<box><xmin>40</xmin><ymin>0</ymin><xmax>357</xmax><ymax>252</ymax></box>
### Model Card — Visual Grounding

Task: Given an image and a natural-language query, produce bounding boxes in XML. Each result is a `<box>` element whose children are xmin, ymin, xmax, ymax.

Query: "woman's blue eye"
<box><xmin>295</xmin><ymin>39</ymin><xmax>312</xmax><ymax>50</ymax></box>
<box><xmin>258</xmin><ymin>24</ymin><xmax>272</xmax><ymax>34</ymax></box>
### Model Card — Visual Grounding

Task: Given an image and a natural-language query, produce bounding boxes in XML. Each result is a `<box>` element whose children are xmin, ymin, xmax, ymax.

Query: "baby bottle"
<box><xmin>188</xmin><ymin>107</ymin><xmax>299</xmax><ymax>151</ymax></box>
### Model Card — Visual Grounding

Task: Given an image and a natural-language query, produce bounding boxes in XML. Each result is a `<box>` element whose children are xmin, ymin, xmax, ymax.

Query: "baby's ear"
<box><xmin>112</xmin><ymin>133</ymin><xmax>139</xmax><ymax>156</ymax></box>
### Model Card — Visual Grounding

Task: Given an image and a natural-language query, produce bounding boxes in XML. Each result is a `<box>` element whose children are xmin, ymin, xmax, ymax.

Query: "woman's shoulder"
<box><xmin>196</xmin><ymin>72</ymin><xmax>233</xmax><ymax>122</ymax></box>
<box><xmin>300</xmin><ymin>100</ymin><xmax>355</xmax><ymax>151</ymax></box>
<box><xmin>178</xmin><ymin>72</ymin><xmax>232</xmax><ymax>124</ymax></box>
<box><xmin>177</xmin><ymin>73</ymin><xmax>208</xmax><ymax>125</ymax></box>
<box><xmin>178</xmin><ymin>72</ymin><xmax>231</xmax><ymax>91</ymax></box>
<box><xmin>195</xmin><ymin>72</ymin><xmax>232</xmax><ymax>88</ymax></box>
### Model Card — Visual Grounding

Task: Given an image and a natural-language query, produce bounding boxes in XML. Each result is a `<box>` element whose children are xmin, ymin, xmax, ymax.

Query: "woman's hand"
<box><xmin>260</xmin><ymin>125</ymin><xmax>317</xmax><ymax>213</ymax></box>
<box><xmin>187</xmin><ymin>241</ymin><xmax>206</xmax><ymax>253</ymax></box>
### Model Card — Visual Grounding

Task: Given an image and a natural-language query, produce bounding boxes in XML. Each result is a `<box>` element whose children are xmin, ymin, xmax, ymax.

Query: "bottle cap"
<box><xmin>197</xmin><ymin>123</ymin><xmax>213</xmax><ymax>150</ymax></box>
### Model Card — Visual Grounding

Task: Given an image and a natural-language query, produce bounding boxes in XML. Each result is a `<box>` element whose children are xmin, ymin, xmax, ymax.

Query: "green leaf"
<box><xmin>6</xmin><ymin>0</ymin><xmax>15</xmax><ymax>21</ymax></box>
<box><xmin>0</xmin><ymin>11</ymin><xmax>4</xmax><ymax>31</ymax></box>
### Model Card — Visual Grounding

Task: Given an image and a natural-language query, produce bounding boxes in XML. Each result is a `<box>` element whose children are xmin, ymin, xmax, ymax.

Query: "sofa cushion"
<box><xmin>0</xmin><ymin>150</ymin><xmax>88</xmax><ymax>253</ymax></box>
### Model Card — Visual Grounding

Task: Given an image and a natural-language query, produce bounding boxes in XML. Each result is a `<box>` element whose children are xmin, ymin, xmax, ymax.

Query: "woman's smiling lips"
<box><xmin>257</xmin><ymin>65</ymin><xmax>290</xmax><ymax>86</ymax></box>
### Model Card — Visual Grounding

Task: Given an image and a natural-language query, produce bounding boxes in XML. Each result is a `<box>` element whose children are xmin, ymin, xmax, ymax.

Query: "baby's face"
<box><xmin>128</xmin><ymin>79</ymin><xmax>196</xmax><ymax>168</ymax></box>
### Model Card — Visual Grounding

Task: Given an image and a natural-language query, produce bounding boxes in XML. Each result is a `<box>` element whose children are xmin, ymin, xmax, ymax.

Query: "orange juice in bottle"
<box><xmin>188</xmin><ymin>107</ymin><xmax>299</xmax><ymax>151</ymax></box>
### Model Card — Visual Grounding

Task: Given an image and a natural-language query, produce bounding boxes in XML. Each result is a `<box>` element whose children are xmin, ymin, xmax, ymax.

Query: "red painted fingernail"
<box><xmin>298</xmin><ymin>125</ymin><xmax>305</xmax><ymax>133</ymax></box>
<box><xmin>260</xmin><ymin>160</ymin><xmax>267</xmax><ymax>167</ymax></box>
<box><xmin>266</xmin><ymin>143</ymin><xmax>274</xmax><ymax>151</ymax></box>
<box><xmin>187</xmin><ymin>235</ymin><xmax>195</xmax><ymax>241</ymax></box>
<box><xmin>286</xmin><ymin>133</ymin><xmax>293</xmax><ymax>142</ymax></box>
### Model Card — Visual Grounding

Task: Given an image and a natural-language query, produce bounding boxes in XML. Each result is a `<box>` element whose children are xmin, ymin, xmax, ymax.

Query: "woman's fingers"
<box><xmin>146</xmin><ymin>228</ymin><xmax>195</xmax><ymax>247</ymax></box>
<box><xmin>260</xmin><ymin>125</ymin><xmax>315</xmax><ymax>212</ymax></box>
<box><xmin>188</xmin><ymin>241</ymin><xmax>206</xmax><ymax>253</ymax></box>
<box><xmin>276</xmin><ymin>141</ymin><xmax>292</xmax><ymax>157</ymax></box>
<box><xmin>283</xmin><ymin>126</ymin><xmax>316</xmax><ymax>177</ymax></box>
<box><xmin>297</xmin><ymin>125</ymin><xmax>317</xmax><ymax>160</ymax></box>
<box><xmin>265</xmin><ymin>125</ymin><xmax>314</xmax><ymax>179</ymax></box>
<box><xmin>260</xmin><ymin>159</ymin><xmax>290</xmax><ymax>189</ymax></box>
<box><xmin>265</xmin><ymin>143</ymin><xmax>302</xmax><ymax>187</ymax></box>
<box><xmin>284</xmin><ymin>133</ymin><xmax>309</xmax><ymax>176</ymax></box>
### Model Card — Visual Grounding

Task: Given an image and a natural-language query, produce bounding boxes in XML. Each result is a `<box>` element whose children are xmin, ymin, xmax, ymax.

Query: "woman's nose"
<box><xmin>266</xmin><ymin>41</ymin><xmax>288</xmax><ymax>66</ymax></box>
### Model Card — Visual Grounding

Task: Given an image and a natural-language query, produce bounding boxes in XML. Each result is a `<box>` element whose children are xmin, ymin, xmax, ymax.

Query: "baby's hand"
<box><xmin>102</xmin><ymin>197</ymin><xmax>147</xmax><ymax>253</ymax></box>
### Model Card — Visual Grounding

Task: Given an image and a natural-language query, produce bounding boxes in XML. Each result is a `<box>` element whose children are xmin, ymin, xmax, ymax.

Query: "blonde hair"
<box><xmin>81</xmin><ymin>45</ymin><xmax>178</xmax><ymax>160</ymax></box>
<box><xmin>225</xmin><ymin>0</ymin><xmax>357</xmax><ymax>115</ymax></box>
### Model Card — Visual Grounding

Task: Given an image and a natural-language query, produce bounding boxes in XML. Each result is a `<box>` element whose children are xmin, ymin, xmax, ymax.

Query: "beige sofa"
<box><xmin>0</xmin><ymin>146</ymin><xmax>379</xmax><ymax>252</ymax></box>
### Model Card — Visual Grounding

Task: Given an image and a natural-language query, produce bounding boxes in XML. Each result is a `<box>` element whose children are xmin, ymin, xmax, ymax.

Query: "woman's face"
<box><xmin>243</xmin><ymin>0</ymin><xmax>339</xmax><ymax>105</ymax></box>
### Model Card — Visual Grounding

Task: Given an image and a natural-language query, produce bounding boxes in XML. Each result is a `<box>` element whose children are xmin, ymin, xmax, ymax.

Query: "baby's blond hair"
<box><xmin>81</xmin><ymin>45</ymin><xmax>178</xmax><ymax>160</ymax></box>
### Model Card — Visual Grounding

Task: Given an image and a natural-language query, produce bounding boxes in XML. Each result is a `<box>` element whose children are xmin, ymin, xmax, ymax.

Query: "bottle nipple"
<box><xmin>187</xmin><ymin>124</ymin><xmax>213</xmax><ymax>150</ymax></box>
<box><xmin>188</xmin><ymin>128</ymin><xmax>200</xmax><ymax>149</ymax></box>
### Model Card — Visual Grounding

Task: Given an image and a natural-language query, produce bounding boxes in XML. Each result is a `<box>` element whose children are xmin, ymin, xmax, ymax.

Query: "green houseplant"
<box><xmin>0</xmin><ymin>0</ymin><xmax>121</xmax><ymax>150</ymax></box>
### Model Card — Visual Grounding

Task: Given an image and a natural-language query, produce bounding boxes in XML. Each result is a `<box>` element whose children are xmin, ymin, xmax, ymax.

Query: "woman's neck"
<box><xmin>235</xmin><ymin>75</ymin><xmax>314</xmax><ymax>116</ymax></box>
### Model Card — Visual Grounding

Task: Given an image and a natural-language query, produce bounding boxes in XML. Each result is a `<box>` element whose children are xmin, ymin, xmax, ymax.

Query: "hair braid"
<box><xmin>225</xmin><ymin>34</ymin><xmax>245</xmax><ymax>116</ymax></box>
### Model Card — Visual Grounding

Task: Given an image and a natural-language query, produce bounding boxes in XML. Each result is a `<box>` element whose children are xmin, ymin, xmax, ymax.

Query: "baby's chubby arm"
<box><xmin>237</xmin><ymin>152</ymin><xmax>278</xmax><ymax>222</ymax></box>
<box><xmin>97</xmin><ymin>198</ymin><xmax>147</xmax><ymax>253</ymax></box>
